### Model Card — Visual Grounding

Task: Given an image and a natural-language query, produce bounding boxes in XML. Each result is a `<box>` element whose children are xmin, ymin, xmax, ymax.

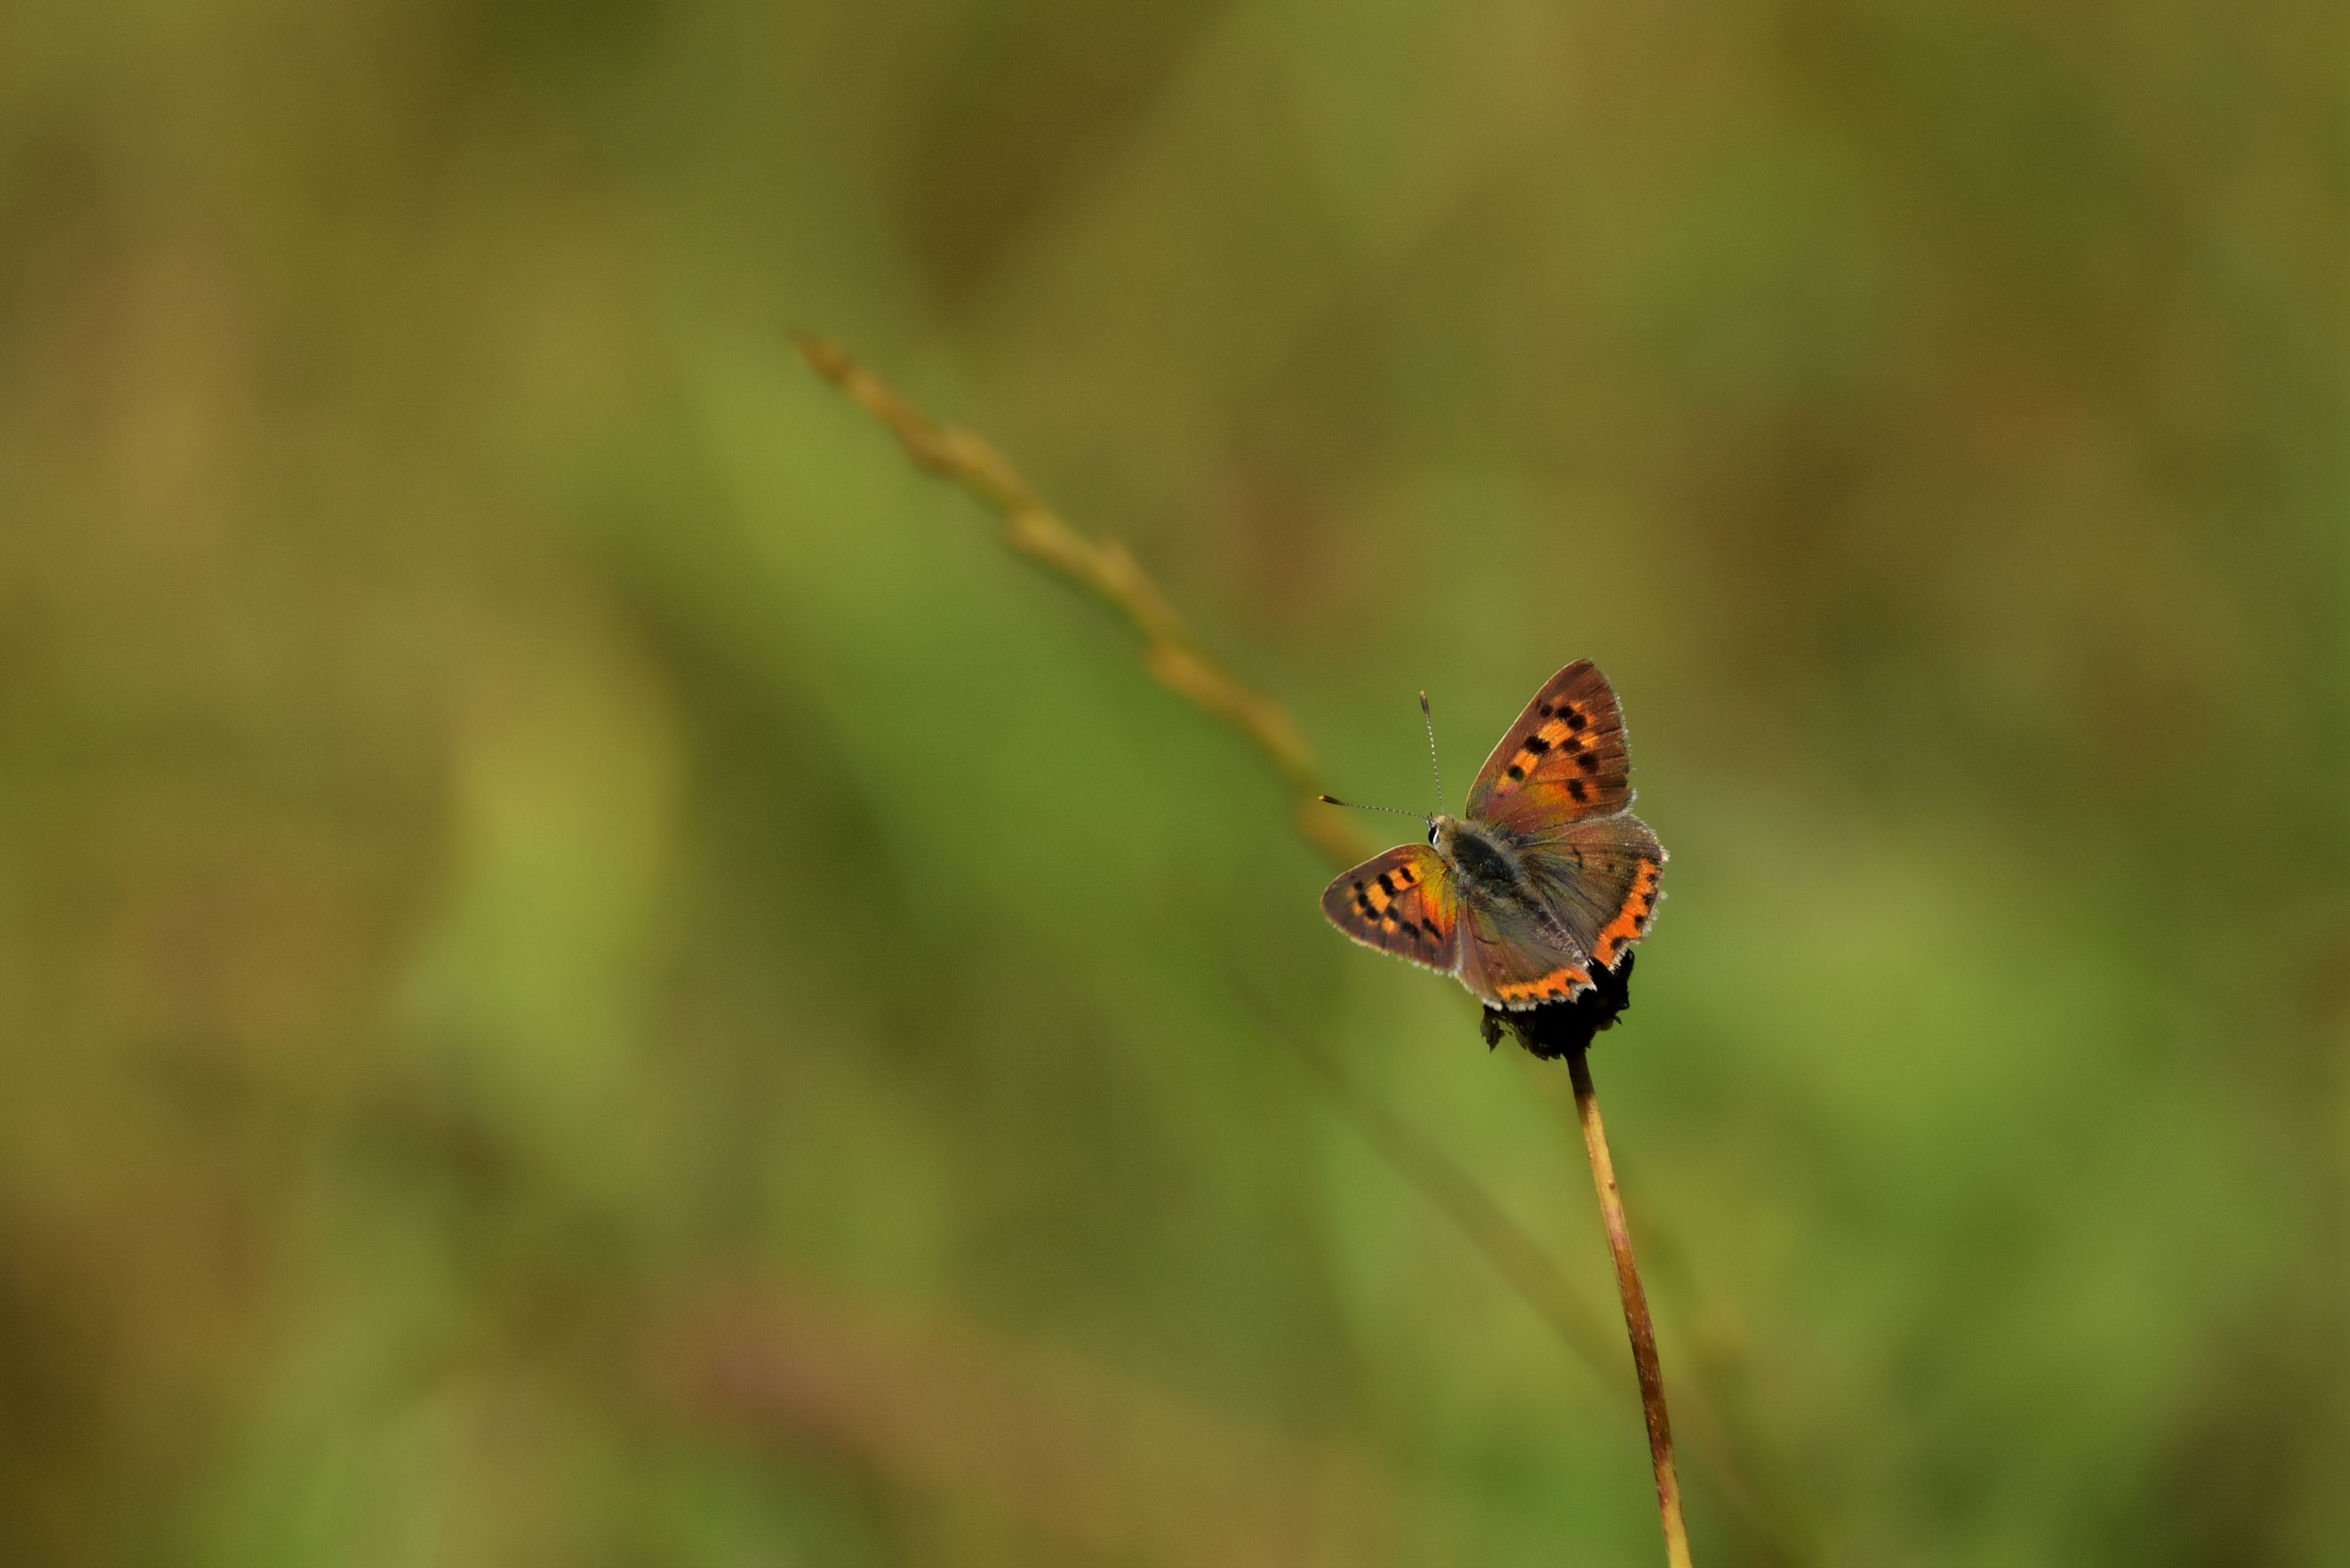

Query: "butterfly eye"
<box><xmin>1427</xmin><ymin>822</ymin><xmax>1441</xmax><ymax>845</ymax></box>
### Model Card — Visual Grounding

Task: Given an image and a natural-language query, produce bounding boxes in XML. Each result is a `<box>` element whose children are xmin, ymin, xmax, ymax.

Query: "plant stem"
<box><xmin>1567</xmin><ymin>1041</ymin><xmax>1693</xmax><ymax>1568</ymax></box>
<box><xmin>792</xmin><ymin>334</ymin><xmax>1366</xmax><ymax>866</ymax></box>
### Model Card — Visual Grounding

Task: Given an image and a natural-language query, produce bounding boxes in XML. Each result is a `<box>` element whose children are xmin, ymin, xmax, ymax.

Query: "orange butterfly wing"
<box><xmin>1515</xmin><ymin>812</ymin><xmax>1665</xmax><ymax>974</ymax></box>
<box><xmin>1319</xmin><ymin>844</ymin><xmax>1461</xmax><ymax>976</ymax></box>
<box><xmin>1464</xmin><ymin>660</ymin><xmax>1634</xmax><ymax>835</ymax></box>
<box><xmin>1455</xmin><ymin>888</ymin><xmax>1596</xmax><ymax>1008</ymax></box>
<box><xmin>1466</xmin><ymin>661</ymin><xmax>1666</xmax><ymax>984</ymax></box>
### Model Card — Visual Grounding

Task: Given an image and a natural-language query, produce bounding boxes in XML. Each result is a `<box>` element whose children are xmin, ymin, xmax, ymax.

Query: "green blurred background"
<box><xmin>4</xmin><ymin>2</ymin><xmax>2345</xmax><ymax>1564</ymax></box>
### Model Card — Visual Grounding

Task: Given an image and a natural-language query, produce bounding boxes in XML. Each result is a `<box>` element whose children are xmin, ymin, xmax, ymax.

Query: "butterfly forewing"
<box><xmin>1464</xmin><ymin>660</ymin><xmax>1633</xmax><ymax>834</ymax></box>
<box><xmin>1320</xmin><ymin>845</ymin><xmax>1461</xmax><ymax>975</ymax></box>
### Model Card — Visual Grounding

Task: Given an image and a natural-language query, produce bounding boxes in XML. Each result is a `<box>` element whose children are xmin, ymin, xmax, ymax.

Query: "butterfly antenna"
<box><xmin>1419</xmin><ymin>690</ymin><xmax>1444</xmax><ymax>812</ymax></box>
<box><xmin>1316</xmin><ymin>794</ymin><xmax>1432</xmax><ymax>822</ymax></box>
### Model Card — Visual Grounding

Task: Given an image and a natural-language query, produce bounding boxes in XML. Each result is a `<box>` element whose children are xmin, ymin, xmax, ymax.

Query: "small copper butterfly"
<box><xmin>1320</xmin><ymin>661</ymin><xmax>1665</xmax><ymax>1009</ymax></box>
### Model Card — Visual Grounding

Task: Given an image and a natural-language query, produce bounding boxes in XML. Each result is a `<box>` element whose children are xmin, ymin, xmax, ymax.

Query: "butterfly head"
<box><xmin>1426</xmin><ymin>813</ymin><xmax>1470</xmax><ymax>878</ymax></box>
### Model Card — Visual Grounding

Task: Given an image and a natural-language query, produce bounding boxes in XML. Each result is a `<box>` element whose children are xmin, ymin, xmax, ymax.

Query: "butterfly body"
<box><xmin>1321</xmin><ymin>662</ymin><xmax>1665</xmax><ymax>1010</ymax></box>
<box><xmin>1431</xmin><ymin>815</ymin><xmax>1520</xmax><ymax>890</ymax></box>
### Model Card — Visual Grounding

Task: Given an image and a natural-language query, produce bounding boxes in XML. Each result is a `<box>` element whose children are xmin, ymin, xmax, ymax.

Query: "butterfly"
<box><xmin>1319</xmin><ymin>661</ymin><xmax>1665</xmax><ymax>1009</ymax></box>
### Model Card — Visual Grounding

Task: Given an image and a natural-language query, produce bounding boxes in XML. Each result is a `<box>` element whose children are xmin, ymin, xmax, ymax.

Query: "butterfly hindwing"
<box><xmin>1516</xmin><ymin>811</ymin><xmax>1666</xmax><ymax>973</ymax></box>
<box><xmin>1320</xmin><ymin>845</ymin><xmax>1461</xmax><ymax>975</ymax></box>
<box><xmin>1464</xmin><ymin>660</ymin><xmax>1633</xmax><ymax>834</ymax></box>
<box><xmin>1456</xmin><ymin>885</ymin><xmax>1596</xmax><ymax>1010</ymax></box>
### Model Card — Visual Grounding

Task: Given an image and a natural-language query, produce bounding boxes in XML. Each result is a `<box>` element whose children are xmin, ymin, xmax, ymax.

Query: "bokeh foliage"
<box><xmin>2</xmin><ymin>1</ymin><xmax>2345</xmax><ymax>1564</ymax></box>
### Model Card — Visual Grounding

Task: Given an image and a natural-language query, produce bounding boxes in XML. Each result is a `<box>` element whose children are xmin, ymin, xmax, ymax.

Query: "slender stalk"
<box><xmin>791</xmin><ymin>334</ymin><xmax>1366</xmax><ymax>867</ymax></box>
<box><xmin>1567</xmin><ymin>1041</ymin><xmax>1693</xmax><ymax>1568</ymax></box>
